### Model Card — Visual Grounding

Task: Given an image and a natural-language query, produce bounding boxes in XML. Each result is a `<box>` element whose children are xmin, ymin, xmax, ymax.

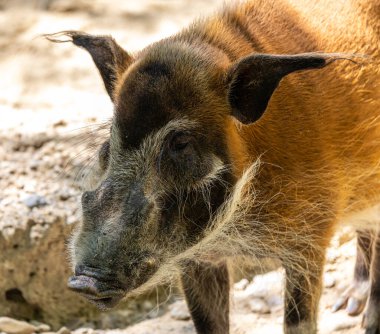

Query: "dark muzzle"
<box><xmin>68</xmin><ymin>265</ymin><xmax>125</xmax><ymax>310</ymax></box>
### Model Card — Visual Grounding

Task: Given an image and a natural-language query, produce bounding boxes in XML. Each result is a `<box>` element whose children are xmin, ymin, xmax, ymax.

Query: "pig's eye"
<box><xmin>158</xmin><ymin>131</ymin><xmax>210</xmax><ymax>184</ymax></box>
<box><xmin>168</xmin><ymin>132</ymin><xmax>193</xmax><ymax>153</ymax></box>
<box><xmin>98</xmin><ymin>141</ymin><xmax>110</xmax><ymax>170</ymax></box>
<box><xmin>159</xmin><ymin>131</ymin><xmax>197</xmax><ymax>174</ymax></box>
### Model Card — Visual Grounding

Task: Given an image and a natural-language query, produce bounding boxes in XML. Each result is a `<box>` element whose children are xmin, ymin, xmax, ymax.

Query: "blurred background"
<box><xmin>0</xmin><ymin>0</ymin><xmax>365</xmax><ymax>333</ymax></box>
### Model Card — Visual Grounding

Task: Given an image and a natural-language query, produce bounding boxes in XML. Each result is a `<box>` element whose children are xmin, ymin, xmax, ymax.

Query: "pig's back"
<box><xmin>220</xmin><ymin>0</ymin><xmax>380</xmax><ymax>216</ymax></box>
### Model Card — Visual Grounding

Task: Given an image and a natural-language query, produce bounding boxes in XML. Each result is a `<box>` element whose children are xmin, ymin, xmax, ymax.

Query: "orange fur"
<box><xmin>52</xmin><ymin>1</ymin><xmax>380</xmax><ymax>333</ymax></box>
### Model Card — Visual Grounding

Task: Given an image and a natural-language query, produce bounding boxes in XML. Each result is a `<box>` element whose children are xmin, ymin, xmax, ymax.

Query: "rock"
<box><xmin>23</xmin><ymin>195</ymin><xmax>47</xmax><ymax>209</ymax></box>
<box><xmin>37</xmin><ymin>324</ymin><xmax>51</xmax><ymax>333</ymax></box>
<box><xmin>234</xmin><ymin>278</ymin><xmax>249</xmax><ymax>291</ymax></box>
<box><xmin>29</xmin><ymin>160</ymin><xmax>40</xmax><ymax>171</ymax></box>
<box><xmin>30</xmin><ymin>320</ymin><xmax>51</xmax><ymax>332</ymax></box>
<box><xmin>243</xmin><ymin>270</ymin><xmax>283</xmax><ymax>299</ymax></box>
<box><xmin>0</xmin><ymin>317</ymin><xmax>37</xmax><ymax>334</ymax></box>
<box><xmin>248</xmin><ymin>298</ymin><xmax>270</xmax><ymax>314</ymax></box>
<box><xmin>53</xmin><ymin>120</ymin><xmax>67</xmax><ymax>128</ymax></box>
<box><xmin>266</xmin><ymin>294</ymin><xmax>283</xmax><ymax>309</ymax></box>
<box><xmin>0</xmin><ymin>217</ymin><xmax>102</xmax><ymax>329</ymax></box>
<box><xmin>169</xmin><ymin>301</ymin><xmax>191</xmax><ymax>321</ymax></box>
<box><xmin>78</xmin><ymin>323</ymin><xmax>94</xmax><ymax>330</ymax></box>
<box><xmin>36</xmin><ymin>324</ymin><xmax>51</xmax><ymax>332</ymax></box>
<box><xmin>72</xmin><ymin>328</ymin><xmax>94</xmax><ymax>334</ymax></box>
<box><xmin>2</xmin><ymin>226</ymin><xmax>16</xmax><ymax>240</ymax></box>
<box><xmin>58</xmin><ymin>191</ymin><xmax>71</xmax><ymax>201</ymax></box>
<box><xmin>324</xmin><ymin>273</ymin><xmax>336</xmax><ymax>288</ymax></box>
<box><xmin>330</xmin><ymin>316</ymin><xmax>359</xmax><ymax>331</ymax></box>
<box><xmin>326</xmin><ymin>248</ymin><xmax>338</xmax><ymax>263</ymax></box>
<box><xmin>56</xmin><ymin>327</ymin><xmax>71</xmax><ymax>334</ymax></box>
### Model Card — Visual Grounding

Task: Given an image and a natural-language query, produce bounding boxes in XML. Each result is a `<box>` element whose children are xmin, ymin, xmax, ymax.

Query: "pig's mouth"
<box><xmin>68</xmin><ymin>275</ymin><xmax>126</xmax><ymax>310</ymax></box>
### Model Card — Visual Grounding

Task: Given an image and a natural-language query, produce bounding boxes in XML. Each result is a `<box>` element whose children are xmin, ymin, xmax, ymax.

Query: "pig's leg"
<box><xmin>333</xmin><ymin>230</ymin><xmax>372</xmax><ymax>315</ymax></box>
<box><xmin>283</xmin><ymin>248</ymin><xmax>326</xmax><ymax>334</ymax></box>
<box><xmin>180</xmin><ymin>260</ymin><xmax>230</xmax><ymax>334</ymax></box>
<box><xmin>363</xmin><ymin>231</ymin><xmax>380</xmax><ymax>333</ymax></box>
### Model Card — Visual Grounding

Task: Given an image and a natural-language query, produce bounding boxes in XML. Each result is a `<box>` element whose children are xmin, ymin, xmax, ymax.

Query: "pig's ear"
<box><xmin>226</xmin><ymin>53</ymin><xmax>352</xmax><ymax>124</ymax></box>
<box><xmin>46</xmin><ymin>31</ymin><xmax>133</xmax><ymax>102</ymax></box>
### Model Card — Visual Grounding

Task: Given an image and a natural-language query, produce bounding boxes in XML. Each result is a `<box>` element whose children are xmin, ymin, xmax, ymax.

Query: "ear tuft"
<box><xmin>45</xmin><ymin>31</ymin><xmax>133</xmax><ymax>102</ymax></box>
<box><xmin>226</xmin><ymin>52</ymin><xmax>363</xmax><ymax>124</ymax></box>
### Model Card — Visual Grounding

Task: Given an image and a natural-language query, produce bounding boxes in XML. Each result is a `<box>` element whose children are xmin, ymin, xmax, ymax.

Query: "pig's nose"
<box><xmin>67</xmin><ymin>271</ymin><xmax>125</xmax><ymax>310</ymax></box>
<box><xmin>74</xmin><ymin>264</ymin><xmax>114</xmax><ymax>281</ymax></box>
<box><xmin>74</xmin><ymin>264</ymin><xmax>96</xmax><ymax>277</ymax></box>
<box><xmin>68</xmin><ymin>274</ymin><xmax>99</xmax><ymax>295</ymax></box>
<box><xmin>69</xmin><ymin>265</ymin><xmax>123</xmax><ymax>295</ymax></box>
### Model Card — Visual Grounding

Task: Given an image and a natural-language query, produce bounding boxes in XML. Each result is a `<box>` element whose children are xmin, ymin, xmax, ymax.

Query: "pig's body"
<box><xmin>219</xmin><ymin>2</ymin><xmax>380</xmax><ymax>331</ymax></box>
<box><xmin>51</xmin><ymin>0</ymin><xmax>380</xmax><ymax>333</ymax></box>
<box><xmin>234</xmin><ymin>0</ymin><xmax>380</xmax><ymax>217</ymax></box>
<box><xmin>184</xmin><ymin>0</ymin><xmax>380</xmax><ymax>216</ymax></box>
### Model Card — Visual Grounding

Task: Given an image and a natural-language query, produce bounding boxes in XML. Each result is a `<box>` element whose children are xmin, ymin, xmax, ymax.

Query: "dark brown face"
<box><xmin>68</xmin><ymin>50</ymin><xmax>234</xmax><ymax>310</ymax></box>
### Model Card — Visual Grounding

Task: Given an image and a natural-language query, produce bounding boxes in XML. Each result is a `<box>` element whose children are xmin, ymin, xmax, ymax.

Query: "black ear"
<box><xmin>46</xmin><ymin>31</ymin><xmax>133</xmax><ymax>102</ymax></box>
<box><xmin>226</xmin><ymin>53</ymin><xmax>352</xmax><ymax>124</ymax></box>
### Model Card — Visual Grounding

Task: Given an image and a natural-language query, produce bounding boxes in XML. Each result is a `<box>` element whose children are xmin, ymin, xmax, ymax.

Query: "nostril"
<box><xmin>75</xmin><ymin>264</ymin><xmax>85</xmax><ymax>276</ymax></box>
<box><xmin>73</xmin><ymin>265</ymin><xmax>114</xmax><ymax>282</ymax></box>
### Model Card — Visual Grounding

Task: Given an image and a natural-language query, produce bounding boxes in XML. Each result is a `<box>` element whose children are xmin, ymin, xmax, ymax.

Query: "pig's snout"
<box><xmin>68</xmin><ymin>265</ymin><xmax>125</xmax><ymax>310</ymax></box>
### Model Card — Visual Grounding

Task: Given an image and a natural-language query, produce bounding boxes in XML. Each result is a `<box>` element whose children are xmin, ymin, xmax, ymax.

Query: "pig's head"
<box><xmin>54</xmin><ymin>31</ymin><xmax>340</xmax><ymax>309</ymax></box>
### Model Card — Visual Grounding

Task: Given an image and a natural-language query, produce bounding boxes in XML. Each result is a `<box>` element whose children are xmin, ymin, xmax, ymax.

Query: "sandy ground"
<box><xmin>0</xmin><ymin>0</ymin><xmax>370</xmax><ymax>333</ymax></box>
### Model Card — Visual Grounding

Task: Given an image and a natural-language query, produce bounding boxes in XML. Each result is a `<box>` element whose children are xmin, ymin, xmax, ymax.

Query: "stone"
<box><xmin>56</xmin><ymin>327</ymin><xmax>71</xmax><ymax>334</ymax></box>
<box><xmin>324</xmin><ymin>273</ymin><xmax>336</xmax><ymax>288</ymax></box>
<box><xmin>266</xmin><ymin>294</ymin><xmax>283</xmax><ymax>309</ymax></box>
<box><xmin>79</xmin><ymin>323</ymin><xmax>94</xmax><ymax>330</ymax></box>
<box><xmin>0</xmin><ymin>317</ymin><xmax>37</xmax><ymax>334</ymax></box>
<box><xmin>169</xmin><ymin>301</ymin><xmax>191</xmax><ymax>321</ymax></box>
<box><xmin>23</xmin><ymin>195</ymin><xmax>48</xmax><ymax>209</ymax></box>
<box><xmin>58</xmin><ymin>191</ymin><xmax>71</xmax><ymax>201</ymax></box>
<box><xmin>243</xmin><ymin>270</ymin><xmax>283</xmax><ymax>299</ymax></box>
<box><xmin>0</xmin><ymin>217</ymin><xmax>102</xmax><ymax>329</ymax></box>
<box><xmin>72</xmin><ymin>328</ymin><xmax>94</xmax><ymax>334</ymax></box>
<box><xmin>30</xmin><ymin>321</ymin><xmax>51</xmax><ymax>332</ymax></box>
<box><xmin>53</xmin><ymin>120</ymin><xmax>67</xmax><ymax>128</ymax></box>
<box><xmin>248</xmin><ymin>298</ymin><xmax>270</xmax><ymax>314</ymax></box>
<box><xmin>37</xmin><ymin>324</ymin><xmax>51</xmax><ymax>333</ymax></box>
<box><xmin>330</xmin><ymin>316</ymin><xmax>359</xmax><ymax>331</ymax></box>
<box><xmin>234</xmin><ymin>278</ymin><xmax>249</xmax><ymax>291</ymax></box>
<box><xmin>29</xmin><ymin>160</ymin><xmax>40</xmax><ymax>171</ymax></box>
<box><xmin>326</xmin><ymin>248</ymin><xmax>338</xmax><ymax>263</ymax></box>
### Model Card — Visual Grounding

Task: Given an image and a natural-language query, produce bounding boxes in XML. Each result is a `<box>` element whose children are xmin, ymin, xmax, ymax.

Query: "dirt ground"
<box><xmin>0</xmin><ymin>0</ymin><xmax>369</xmax><ymax>333</ymax></box>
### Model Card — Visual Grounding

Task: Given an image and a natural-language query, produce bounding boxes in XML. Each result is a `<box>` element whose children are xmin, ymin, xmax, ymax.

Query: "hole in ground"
<box><xmin>5</xmin><ymin>288</ymin><xmax>27</xmax><ymax>303</ymax></box>
<box><xmin>5</xmin><ymin>288</ymin><xmax>44</xmax><ymax>322</ymax></box>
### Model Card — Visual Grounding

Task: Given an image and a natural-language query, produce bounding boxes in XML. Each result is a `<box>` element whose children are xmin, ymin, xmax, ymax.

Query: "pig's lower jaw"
<box><xmin>84</xmin><ymin>294</ymin><xmax>124</xmax><ymax>311</ymax></box>
<box><xmin>67</xmin><ymin>275</ymin><xmax>126</xmax><ymax>310</ymax></box>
